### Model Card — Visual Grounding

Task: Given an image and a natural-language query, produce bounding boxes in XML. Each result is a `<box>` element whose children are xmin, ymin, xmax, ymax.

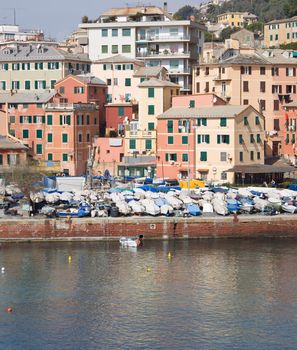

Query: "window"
<box><xmin>165</xmin><ymin>153</ymin><xmax>177</xmax><ymax>162</ymax></box>
<box><xmin>145</xmin><ymin>139</ymin><xmax>152</xmax><ymax>150</ymax></box>
<box><xmin>10</xmin><ymin>116</ymin><xmax>15</xmax><ymax>123</ymax></box>
<box><xmin>220</xmin><ymin>118</ymin><xmax>227</xmax><ymax>127</ymax></box>
<box><xmin>12</xmin><ymin>63</ymin><xmax>20</xmax><ymax>70</ymax></box>
<box><xmin>74</xmin><ymin>86</ymin><xmax>85</xmax><ymax>94</ymax></box>
<box><xmin>167</xmin><ymin>120</ymin><xmax>173</xmax><ymax>133</ymax></box>
<box><xmin>217</xmin><ymin>135</ymin><xmax>230</xmax><ymax>144</ymax></box>
<box><xmin>274</xmin><ymin>100</ymin><xmax>279</xmax><ymax>111</ymax></box>
<box><xmin>112</xmin><ymin>45</ymin><xmax>118</xmax><ymax>54</ymax></box>
<box><xmin>0</xmin><ymin>154</ymin><xmax>2</xmax><ymax>165</ymax></box>
<box><xmin>22</xmin><ymin>129</ymin><xmax>29</xmax><ymax>139</ymax></box>
<box><xmin>243</xmin><ymin>99</ymin><xmax>249</xmax><ymax>105</ymax></box>
<box><xmin>200</xmin><ymin>152</ymin><xmax>207</xmax><ymax>162</ymax></box>
<box><xmin>250</xmin><ymin>134</ymin><xmax>255</xmax><ymax>143</ymax></box>
<box><xmin>241</xmin><ymin>66</ymin><xmax>252</xmax><ymax>75</ymax></box>
<box><xmin>205</xmin><ymin>67</ymin><xmax>209</xmax><ymax>75</ymax></box>
<box><xmin>107</xmin><ymin>79</ymin><xmax>112</xmax><ymax>86</ymax></box>
<box><xmin>257</xmin><ymin>152</ymin><xmax>261</xmax><ymax>160</ymax></box>
<box><xmin>22</xmin><ymin>63</ymin><xmax>30</xmax><ymax>70</ymax></box>
<box><xmin>182</xmin><ymin>154</ymin><xmax>188</xmax><ymax>162</ymax></box>
<box><xmin>125</xmin><ymin>78</ymin><xmax>131</xmax><ymax>87</ymax></box>
<box><xmin>255</xmin><ymin>116</ymin><xmax>260</xmax><ymax>125</ymax></box>
<box><xmin>182</xmin><ymin>136</ymin><xmax>188</xmax><ymax>144</ymax></box>
<box><xmin>129</xmin><ymin>139</ymin><xmax>136</xmax><ymax>149</ymax></box>
<box><xmin>47</xmin><ymin>153</ymin><xmax>53</xmax><ymax>161</ymax></box>
<box><xmin>239</xmin><ymin>134</ymin><xmax>244</xmax><ymax>144</ymax></box>
<box><xmin>62</xmin><ymin>153</ymin><xmax>68</xmax><ymax>162</ymax></box>
<box><xmin>62</xmin><ymin>133</ymin><xmax>68</xmax><ymax>143</ymax></box>
<box><xmin>205</xmin><ymin>82</ymin><xmax>209</xmax><ymax>92</ymax></box>
<box><xmin>250</xmin><ymin>151</ymin><xmax>254</xmax><ymax>161</ymax></box>
<box><xmin>35</xmin><ymin>62</ymin><xmax>43</xmax><ymax>70</ymax></box>
<box><xmin>274</xmin><ymin>119</ymin><xmax>280</xmax><ymax>131</ymax></box>
<box><xmin>51</xmin><ymin>80</ymin><xmax>56</xmax><ymax>89</ymax></box>
<box><xmin>260</xmin><ymin>67</ymin><xmax>266</xmax><ymax>75</ymax></box>
<box><xmin>220</xmin><ymin>152</ymin><xmax>227</xmax><ymax>162</ymax></box>
<box><xmin>244</xmin><ymin>116</ymin><xmax>248</xmax><ymax>125</ymax></box>
<box><xmin>36</xmin><ymin>144</ymin><xmax>43</xmax><ymax>154</ymax></box>
<box><xmin>148</xmin><ymin>122</ymin><xmax>154</xmax><ymax>131</ymax></box>
<box><xmin>196</xmin><ymin>82</ymin><xmax>200</xmax><ymax>93</ymax></box>
<box><xmin>0</xmin><ymin>81</ymin><xmax>6</xmax><ymax>90</ymax></box>
<box><xmin>169</xmin><ymin>59</ymin><xmax>179</xmax><ymax>69</ymax></box>
<box><xmin>112</xmin><ymin>29</ymin><xmax>118</xmax><ymax>37</ymax></box>
<box><xmin>12</xmin><ymin>81</ymin><xmax>20</xmax><ymax>90</ymax></box>
<box><xmin>36</xmin><ymin>130</ymin><xmax>43</xmax><ymax>139</ymax></box>
<box><xmin>47</xmin><ymin>133</ymin><xmax>53</xmax><ymax>142</ymax></box>
<box><xmin>48</xmin><ymin>62</ymin><xmax>59</xmax><ymax>70</ymax></box>
<box><xmin>78</xmin><ymin>133</ymin><xmax>83</xmax><ymax>143</ymax></box>
<box><xmin>102</xmin><ymin>29</ymin><xmax>108</xmax><ymax>37</ymax></box>
<box><xmin>271</xmin><ymin>67</ymin><xmax>279</xmax><ymax>76</ymax></box>
<box><xmin>59</xmin><ymin>86</ymin><xmax>65</xmax><ymax>94</ymax></box>
<box><xmin>260</xmin><ymin>81</ymin><xmax>266</xmax><ymax>93</ymax></box>
<box><xmin>243</xmin><ymin>81</ymin><xmax>249</xmax><ymax>92</ymax></box>
<box><xmin>101</xmin><ymin>45</ymin><xmax>108</xmax><ymax>54</ymax></box>
<box><xmin>122</xmin><ymin>28</ymin><xmax>131</xmax><ymax>36</ymax></box>
<box><xmin>197</xmin><ymin>135</ymin><xmax>210</xmax><ymax>144</ymax></box>
<box><xmin>118</xmin><ymin>106</ymin><xmax>124</xmax><ymax>116</ymax></box>
<box><xmin>35</xmin><ymin>80</ymin><xmax>46</xmax><ymax>89</ymax></box>
<box><xmin>260</xmin><ymin>100</ymin><xmax>266</xmax><ymax>111</ymax></box>
<box><xmin>86</xmin><ymin>133</ymin><xmax>90</xmax><ymax>142</ymax></box>
<box><xmin>0</xmin><ymin>63</ymin><xmax>8</xmax><ymax>71</ymax></box>
<box><xmin>197</xmin><ymin>118</ymin><xmax>207</xmax><ymax>126</ymax></box>
<box><xmin>221</xmin><ymin>172</ymin><xmax>227</xmax><ymax>181</ymax></box>
<box><xmin>168</xmin><ymin>136</ymin><xmax>174</xmax><ymax>144</ymax></box>
<box><xmin>47</xmin><ymin>115</ymin><xmax>53</xmax><ymax>125</ymax></box>
<box><xmin>122</xmin><ymin>45</ymin><xmax>131</xmax><ymax>53</ymax></box>
<box><xmin>148</xmin><ymin>105</ymin><xmax>155</xmax><ymax>115</ymax></box>
<box><xmin>148</xmin><ymin>88</ymin><xmax>154</xmax><ymax>98</ymax></box>
<box><xmin>240</xmin><ymin>152</ymin><xmax>243</xmax><ymax>162</ymax></box>
<box><xmin>25</xmin><ymin>80</ymin><xmax>30</xmax><ymax>90</ymax></box>
<box><xmin>286</xmin><ymin>67</ymin><xmax>296</xmax><ymax>77</ymax></box>
<box><xmin>189</xmin><ymin>100</ymin><xmax>195</xmax><ymax>108</ymax></box>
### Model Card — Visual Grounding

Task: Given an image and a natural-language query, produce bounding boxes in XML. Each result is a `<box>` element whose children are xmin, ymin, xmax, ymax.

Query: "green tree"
<box><xmin>284</xmin><ymin>0</ymin><xmax>297</xmax><ymax>17</ymax></box>
<box><xmin>173</xmin><ymin>5</ymin><xmax>198</xmax><ymax>20</ymax></box>
<box><xmin>219</xmin><ymin>27</ymin><xmax>240</xmax><ymax>41</ymax></box>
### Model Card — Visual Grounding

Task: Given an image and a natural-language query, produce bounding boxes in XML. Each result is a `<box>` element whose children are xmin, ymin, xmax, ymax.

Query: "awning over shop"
<box><xmin>226</xmin><ymin>164</ymin><xmax>295</xmax><ymax>174</ymax></box>
<box><xmin>197</xmin><ymin>169</ymin><xmax>209</xmax><ymax>173</ymax></box>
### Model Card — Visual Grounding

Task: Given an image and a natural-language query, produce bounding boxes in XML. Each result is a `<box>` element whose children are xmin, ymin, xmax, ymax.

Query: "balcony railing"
<box><xmin>136</xmin><ymin>51</ymin><xmax>191</xmax><ymax>58</ymax></box>
<box><xmin>136</xmin><ymin>35</ymin><xmax>190</xmax><ymax>42</ymax></box>
<box><xmin>46</xmin><ymin>103</ymin><xmax>97</xmax><ymax>111</ymax></box>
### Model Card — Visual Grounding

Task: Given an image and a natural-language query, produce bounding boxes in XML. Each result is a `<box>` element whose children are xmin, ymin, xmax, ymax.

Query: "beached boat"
<box><xmin>186</xmin><ymin>203</ymin><xmax>201</xmax><ymax>216</ymax></box>
<box><xmin>227</xmin><ymin>199</ymin><xmax>241</xmax><ymax>213</ymax></box>
<box><xmin>281</xmin><ymin>203</ymin><xmax>297</xmax><ymax>214</ymax></box>
<box><xmin>56</xmin><ymin>203</ymin><xmax>91</xmax><ymax>218</ymax></box>
<box><xmin>202</xmin><ymin>202</ymin><xmax>214</xmax><ymax>214</ymax></box>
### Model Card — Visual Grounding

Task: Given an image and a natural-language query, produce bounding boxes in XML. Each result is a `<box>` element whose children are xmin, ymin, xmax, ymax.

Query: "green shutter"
<box><xmin>118</xmin><ymin>106</ymin><xmax>124</xmax><ymax>116</ymax></box>
<box><xmin>47</xmin><ymin>133</ymin><xmax>53</xmax><ymax>142</ymax></box>
<box><xmin>35</xmin><ymin>81</ymin><xmax>38</xmax><ymax>89</ymax></box>
<box><xmin>42</xmin><ymin>115</ymin><xmax>45</xmax><ymax>123</ymax></box>
<box><xmin>148</xmin><ymin>88</ymin><xmax>155</xmax><ymax>98</ymax></box>
<box><xmin>220</xmin><ymin>118</ymin><xmax>227</xmax><ymax>127</ymax></box>
<box><xmin>148</xmin><ymin>105</ymin><xmax>155</xmax><ymax>115</ymax></box>
<box><xmin>217</xmin><ymin>135</ymin><xmax>221</xmax><ymax>144</ymax></box>
<box><xmin>182</xmin><ymin>154</ymin><xmax>188</xmax><ymax>162</ymax></box>
<box><xmin>4</xmin><ymin>63</ymin><xmax>8</xmax><ymax>70</ymax></box>
<box><xmin>36</xmin><ymin>130</ymin><xmax>42</xmax><ymax>138</ymax></box>
<box><xmin>240</xmin><ymin>152</ymin><xmax>243</xmax><ymax>162</ymax></box>
<box><xmin>62</xmin><ymin>133</ymin><xmax>68</xmax><ymax>143</ymax></box>
<box><xmin>168</xmin><ymin>136</ymin><xmax>174</xmax><ymax>144</ymax></box>
<box><xmin>206</xmin><ymin>135</ymin><xmax>210</xmax><ymax>144</ymax></box>
<box><xmin>20</xmin><ymin>116</ymin><xmax>23</xmax><ymax>124</ymax></box>
<box><xmin>25</xmin><ymin>81</ymin><xmax>30</xmax><ymax>90</ymax></box>
<box><xmin>165</xmin><ymin>153</ymin><xmax>169</xmax><ymax>161</ymax></box>
<box><xmin>60</xmin><ymin>115</ymin><xmax>63</xmax><ymax>125</ymax></box>
<box><xmin>47</xmin><ymin>115</ymin><xmax>53</xmax><ymax>125</ymax></box>
<box><xmin>244</xmin><ymin>116</ymin><xmax>248</xmax><ymax>125</ymax></box>
<box><xmin>36</xmin><ymin>144</ymin><xmax>43</xmax><ymax>154</ymax></box>
<box><xmin>125</xmin><ymin>78</ymin><xmax>131</xmax><ymax>86</ymax></box>
<box><xmin>28</xmin><ymin>116</ymin><xmax>32</xmax><ymax>123</ymax></box>
<box><xmin>129</xmin><ymin>139</ymin><xmax>136</xmax><ymax>149</ymax></box>
<box><xmin>182</xmin><ymin>136</ymin><xmax>188</xmax><ymax>144</ymax></box>
<box><xmin>51</xmin><ymin>80</ymin><xmax>56</xmax><ymax>89</ymax></box>
<box><xmin>197</xmin><ymin>135</ymin><xmax>201</xmax><ymax>144</ymax></box>
<box><xmin>202</xmin><ymin>118</ymin><xmax>207</xmax><ymax>126</ymax></box>
<box><xmin>42</xmin><ymin>81</ymin><xmax>46</xmax><ymax>89</ymax></box>
<box><xmin>167</xmin><ymin>120</ymin><xmax>173</xmax><ymax>133</ymax></box>
<box><xmin>257</xmin><ymin>134</ymin><xmax>261</xmax><ymax>143</ymax></box>
<box><xmin>55</xmin><ymin>62</ymin><xmax>59</xmax><ymax>69</ymax></box>
<box><xmin>67</xmin><ymin>115</ymin><xmax>71</xmax><ymax>125</ymax></box>
<box><xmin>200</xmin><ymin>152</ymin><xmax>207</xmax><ymax>161</ymax></box>
<box><xmin>197</xmin><ymin>118</ymin><xmax>201</xmax><ymax>127</ymax></box>
<box><xmin>48</xmin><ymin>153</ymin><xmax>53</xmax><ymax>161</ymax></box>
<box><xmin>189</xmin><ymin>100</ymin><xmax>195</xmax><ymax>108</ymax></box>
<box><xmin>148</xmin><ymin>122</ymin><xmax>154</xmax><ymax>131</ymax></box>
<box><xmin>22</xmin><ymin>129</ymin><xmax>29</xmax><ymax>139</ymax></box>
<box><xmin>226</xmin><ymin>135</ymin><xmax>230</xmax><ymax>144</ymax></box>
<box><xmin>255</xmin><ymin>116</ymin><xmax>260</xmax><ymax>125</ymax></box>
<box><xmin>145</xmin><ymin>139</ymin><xmax>152</xmax><ymax>150</ymax></box>
<box><xmin>62</xmin><ymin>153</ymin><xmax>68</xmax><ymax>162</ymax></box>
<box><xmin>239</xmin><ymin>135</ymin><xmax>243</xmax><ymax>144</ymax></box>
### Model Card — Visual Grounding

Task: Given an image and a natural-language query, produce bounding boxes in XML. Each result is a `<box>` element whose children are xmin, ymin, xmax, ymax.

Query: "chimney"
<box><xmin>163</xmin><ymin>2</ymin><xmax>168</xmax><ymax>12</ymax></box>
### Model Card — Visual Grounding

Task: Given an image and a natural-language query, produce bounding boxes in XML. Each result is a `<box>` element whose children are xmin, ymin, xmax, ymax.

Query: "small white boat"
<box><xmin>240</xmin><ymin>203</ymin><xmax>254</xmax><ymax>213</ymax></box>
<box><xmin>281</xmin><ymin>203</ymin><xmax>297</xmax><ymax>214</ymax></box>
<box><xmin>202</xmin><ymin>202</ymin><xmax>214</xmax><ymax>214</ymax></box>
<box><xmin>119</xmin><ymin>235</ymin><xmax>143</xmax><ymax>248</ymax></box>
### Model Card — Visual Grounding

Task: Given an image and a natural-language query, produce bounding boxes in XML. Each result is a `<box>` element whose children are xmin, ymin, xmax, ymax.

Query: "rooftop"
<box><xmin>0</xmin><ymin>44</ymin><xmax>90</xmax><ymax>62</ymax></box>
<box><xmin>100</xmin><ymin>6</ymin><xmax>173</xmax><ymax>20</ymax></box>
<box><xmin>0</xmin><ymin>91</ymin><xmax>55</xmax><ymax>104</ymax></box>
<box><xmin>95</xmin><ymin>54</ymin><xmax>143</xmax><ymax>65</ymax></box>
<box><xmin>0</xmin><ymin>136</ymin><xmax>27</xmax><ymax>150</ymax></box>
<box><xmin>75</xmin><ymin>74</ymin><xmax>106</xmax><ymax>86</ymax></box>
<box><xmin>267</xmin><ymin>16</ymin><xmax>297</xmax><ymax>25</ymax></box>
<box><xmin>134</xmin><ymin>66</ymin><xmax>166</xmax><ymax>77</ymax></box>
<box><xmin>138</xmin><ymin>78</ymin><xmax>180</xmax><ymax>88</ymax></box>
<box><xmin>157</xmin><ymin>105</ymin><xmax>250</xmax><ymax>119</ymax></box>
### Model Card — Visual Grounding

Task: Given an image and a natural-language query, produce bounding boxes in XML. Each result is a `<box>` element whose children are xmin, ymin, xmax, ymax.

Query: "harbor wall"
<box><xmin>0</xmin><ymin>215</ymin><xmax>297</xmax><ymax>241</ymax></box>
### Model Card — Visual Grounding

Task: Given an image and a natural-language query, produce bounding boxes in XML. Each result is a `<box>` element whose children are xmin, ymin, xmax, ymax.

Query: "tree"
<box><xmin>173</xmin><ymin>5</ymin><xmax>198</xmax><ymax>20</ymax></box>
<box><xmin>245</xmin><ymin>21</ymin><xmax>264</xmax><ymax>33</ymax></box>
<box><xmin>219</xmin><ymin>27</ymin><xmax>240</xmax><ymax>41</ymax></box>
<box><xmin>284</xmin><ymin>0</ymin><xmax>297</xmax><ymax>17</ymax></box>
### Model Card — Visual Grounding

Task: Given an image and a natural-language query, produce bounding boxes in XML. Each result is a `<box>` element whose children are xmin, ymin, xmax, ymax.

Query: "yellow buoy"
<box><xmin>68</xmin><ymin>256</ymin><xmax>72</xmax><ymax>263</ymax></box>
<box><xmin>147</xmin><ymin>267</ymin><xmax>151</xmax><ymax>272</ymax></box>
<box><xmin>167</xmin><ymin>252</ymin><xmax>172</xmax><ymax>259</ymax></box>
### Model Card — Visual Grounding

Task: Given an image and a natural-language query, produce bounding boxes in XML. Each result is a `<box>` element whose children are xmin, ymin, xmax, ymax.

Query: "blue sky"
<box><xmin>1</xmin><ymin>0</ymin><xmax>202</xmax><ymax>41</ymax></box>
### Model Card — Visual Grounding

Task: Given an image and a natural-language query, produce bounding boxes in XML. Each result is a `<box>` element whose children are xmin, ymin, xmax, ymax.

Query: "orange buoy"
<box><xmin>6</xmin><ymin>307</ymin><xmax>13</xmax><ymax>313</ymax></box>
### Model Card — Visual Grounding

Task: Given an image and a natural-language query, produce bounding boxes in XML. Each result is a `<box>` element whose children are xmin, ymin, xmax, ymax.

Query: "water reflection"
<box><xmin>1</xmin><ymin>239</ymin><xmax>297</xmax><ymax>349</ymax></box>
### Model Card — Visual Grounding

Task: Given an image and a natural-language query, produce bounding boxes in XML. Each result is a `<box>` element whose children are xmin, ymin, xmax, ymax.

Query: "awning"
<box><xmin>226</xmin><ymin>164</ymin><xmax>295</xmax><ymax>174</ymax></box>
<box><xmin>197</xmin><ymin>169</ymin><xmax>209</xmax><ymax>173</ymax></box>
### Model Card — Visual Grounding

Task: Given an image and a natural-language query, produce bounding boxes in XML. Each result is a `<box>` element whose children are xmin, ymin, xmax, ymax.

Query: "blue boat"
<box><xmin>186</xmin><ymin>204</ymin><xmax>201</xmax><ymax>216</ymax></box>
<box><xmin>227</xmin><ymin>199</ymin><xmax>241</xmax><ymax>213</ymax></box>
<box><xmin>56</xmin><ymin>203</ymin><xmax>91</xmax><ymax>218</ymax></box>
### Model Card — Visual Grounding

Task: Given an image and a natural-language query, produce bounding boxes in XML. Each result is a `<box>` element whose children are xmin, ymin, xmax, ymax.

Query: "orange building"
<box><xmin>283</xmin><ymin>101</ymin><xmax>297</xmax><ymax>165</ymax></box>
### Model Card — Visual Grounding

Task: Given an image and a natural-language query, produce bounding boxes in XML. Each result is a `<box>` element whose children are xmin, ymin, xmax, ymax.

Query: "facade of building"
<box><xmin>0</xmin><ymin>25</ymin><xmax>44</xmax><ymax>43</ymax></box>
<box><xmin>264</xmin><ymin>16</ymin><xmax>297</xmax><ymax>48</ymax></box>
<box><xmin>80</xmin><ymin>5</ymin><xmax>205</xmax><ymax>92</ymax></box>
<box><xmin>283</xmin><ymin>101</ymin><xmax>297</xmax><ymax>164</ymax></box>
<box><xmin>0</xmin><ymin>44</ymin><xmax>90</xmax><ymax>93</ymax></box>
<box><xmin>156</xmin><ymin>105</ymin><xmax>265</xmax><ymax>183</ymax></box>
<box><xmin>193</xmin><ymin>48</ymin><xmax>297</xmax><ymax>157</ymax></box>
<box><xmin>217</xmin><ymin>12</ymin><xmax>258</xmax><ymax>28</ymax></box>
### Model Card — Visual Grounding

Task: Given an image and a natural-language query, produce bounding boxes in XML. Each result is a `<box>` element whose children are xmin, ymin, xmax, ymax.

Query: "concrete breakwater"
<box><xmin>0</xmin><ymin>215</ymin><xmax>297</xmax><ymax>241</ymax></box>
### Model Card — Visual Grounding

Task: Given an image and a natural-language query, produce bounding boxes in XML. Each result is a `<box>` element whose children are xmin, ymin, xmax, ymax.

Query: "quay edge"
<box><xmin>0</xmin><ymin>215</ymin><xmax>297</xmax><ymax>241</ymax></box>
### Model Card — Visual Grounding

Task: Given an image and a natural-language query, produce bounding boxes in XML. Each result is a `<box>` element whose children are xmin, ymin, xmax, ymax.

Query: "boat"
<box><xmin>202</xmin><ymin>202</ymin><xmax>214</xmax><ymax>214</ymax></box>
<box><xmin>267</xmin><ymin>197</ymin><xmax>282</xmax><ymax>210</ymax></box>
<box><xmin>56</xmin><ymin>202</ymin><xmax>91</xmax><ymax>218</ymax></box>
<box><xmin>186</xmin><ymin>203</ymin><xmax>201</xmax><ymax>216</ymax></box>
<box><xmin>281</xmin><ymin>203</ymin><xmax>297</xmax><ymax>214</ymax></box>
<box><xmin>227</xmin><ymin>199</ymin><xmax>241</xmax><ymax>213</ymax></box>
<box><xmin>119</xmin><ymin>235</ymin><xmax>143</xmax><ymax>248</ymax></box>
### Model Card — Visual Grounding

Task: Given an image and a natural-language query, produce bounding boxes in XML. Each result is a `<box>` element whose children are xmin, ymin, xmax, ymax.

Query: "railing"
<box><xmin>46</xmin><ymin>103</ymin><xmax>97</xmax><ymax>110</ymax></box>
<box><xmin>168</xmin><ymin>67</ymin><xmax>191</xmax><ymax>74</ymax></box>
<box><xmin>136</xmin><ymin>51</ymin><xmax>191</xmax><ymax>58</ymax></box>
<box><xmin>127</xmin><ymin>130</ymin><xmax>156</xmax><ymax>138</ymax></box>
<box><xmin>136</xmin><ymin>35</ymin><xmax>190</xmax><ymax>41</ymax></box>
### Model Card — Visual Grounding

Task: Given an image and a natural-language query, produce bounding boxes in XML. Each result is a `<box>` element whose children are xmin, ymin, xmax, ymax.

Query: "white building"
<box><xmin>0</xmin><ymin>25</ymin><xmax>44</xmax><ymax>43</ymax></box>
<box><xmin>80</xmin><ymin>4</ymin><xmax>205</xmax><ymax>93</ymax></box>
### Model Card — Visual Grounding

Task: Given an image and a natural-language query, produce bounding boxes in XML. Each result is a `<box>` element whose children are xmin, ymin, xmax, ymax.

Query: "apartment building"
<box><xmin>0</xmin><ymin>25</ymin><xmax>44</xmax><ymax>43</ymax></box>
<box><xmin>264</xmin><ymin>16</ymin><xmax>297</xmax><ymax>48</ymax></box>
<box><xmin>80</xmin><ymin>4</ymin><xmax>204</xmax><ymax>92</ymax></box>
<box><xmin>193</xmin><ymin>48</ymin><xmax>297</xmax><ymax>156</ymax></box>
<box><xmin>156</xmin><ymin>104</ymin><xmax>265</xmax><ymax>184</ymax></box>
<box><xmin>0</xmin><ymin>44</ymin><xmax>90</xmax><ymax>92</ymax></box>
<box><xmin>119</xmin><ymin>78</ymin><xmax>180</xmax><ymax>177</ymax></box>
<box><xmin>217</xmin><ymin>12</ymin><xmax>258</xmax><ymax>28</ymax></box>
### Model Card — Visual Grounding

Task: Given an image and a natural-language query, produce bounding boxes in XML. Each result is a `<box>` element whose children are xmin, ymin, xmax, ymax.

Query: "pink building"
<box><xmin>105</xmin><ymin>103</ymin><xmax>137</xmax><ymax>137</ymax></box>
<box><xmin>172</xmin><ymin>93</ymin><xmax>226</xmax><ymax>108</ymax></box>
<box><xmin>283</xmin><ymin>101</ymin><xmax>297</xmax><ymax>164</ymax></box>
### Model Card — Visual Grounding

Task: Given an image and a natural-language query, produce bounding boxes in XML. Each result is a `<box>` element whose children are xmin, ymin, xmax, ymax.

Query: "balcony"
<box><xmin>46</xmin><ymin>103</ymin><xmax>97</xmax><ymax>111</ymax></box>
<box><xmin>136</xmin><ymin>35</ymin><xmax>190</xmax><ymax>42</ymax></box>
<box><xmin>168</xmin><ymin>67</ymin><xmax>191</xmax><ymax>75</ymax></box>
<box><xmin>136</xmin><ymin>50</ymin><xmax>191</xmax><ymax>58</ymax></box>
<box><xmin>127</xmin><ymin>129</ymin><xmax>157</xmax><ymax>138</ymax></box>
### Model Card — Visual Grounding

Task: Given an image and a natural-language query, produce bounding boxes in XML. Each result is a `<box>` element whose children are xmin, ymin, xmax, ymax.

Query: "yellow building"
<box><xmin>264</xmin><ymin>16</ymin><xmax>297</xmax><ymax>48</ymax></box>
<box><xmin>217</xmin><ymin>12</ymin><xmax>258</xmax><ymax>28</ymax></box>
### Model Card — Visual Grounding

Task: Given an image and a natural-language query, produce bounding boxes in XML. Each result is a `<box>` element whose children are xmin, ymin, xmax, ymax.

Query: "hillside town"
<box><xmin>0</xmin><ymin>1</ymin><xmax>296</xmax><ymax>197</ymax></box>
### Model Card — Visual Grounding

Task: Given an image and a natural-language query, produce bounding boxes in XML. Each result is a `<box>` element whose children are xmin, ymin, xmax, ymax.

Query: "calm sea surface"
<box><xmin>1</xmin><ymin>238</ymin><xmax>297</xmax><ymax>350</ymax></box>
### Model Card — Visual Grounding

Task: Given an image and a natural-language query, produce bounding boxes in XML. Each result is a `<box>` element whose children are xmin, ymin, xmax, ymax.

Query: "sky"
<box><xmin>1</xmin><ymin>0</ymin><xmax>203</xmax><ymax>41</ymax></box>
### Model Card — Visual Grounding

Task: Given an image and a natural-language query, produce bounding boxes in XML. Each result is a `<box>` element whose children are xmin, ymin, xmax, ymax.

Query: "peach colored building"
<box><xmin>156</xmin><ymin>105</ymin><xmax>265</xmax><ymax>184</ymax></box>
<box><xmin>93</xmin><ymin>137</ymin><xmax>124</xmax><ymax>176</ymax></box>
<box><xmin>193</xmin><ymin>48</ymin><xmax>297</xmax><ymax>157</ymax></box>
<box><xmin>217</xmin><ymin>12</ymin><xmax>258</xmax><ymax>28</ymax></box>
<box><xmin>264</xmin><ymin>16</ymin><xmax>297</xmax><ymax>48</ymax></box>
<box><xmin>172</xmin><ymin>93</ymin><xmax>226</xmax><ymax>108</ymax></box>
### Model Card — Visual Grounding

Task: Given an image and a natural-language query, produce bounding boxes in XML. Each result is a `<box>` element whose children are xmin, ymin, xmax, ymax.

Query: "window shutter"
<box><xmin>60</xmin><ymin>115</ymin><xmax>63</xmax><ymax>125</ymax></box>
<box><xmin>47</xmin><ymin>115</ymin><xmax>53</xmax><ymax>125</ymax></box>
<box><xmin>42</xmin><ymin>81</ymin><xmax>46</xmax><ymax>89</ymax></box>
<box><xmin>48</xmin><ymin>62</ymin><xmax>51</xmax><ymax>69</ymax></box>
<box><xmin>67</xmin><ymin>115</ymin><xmax>71</xmax><ymax>125</ymax></box>
<box><xmin>35</xmin><ymin>81</ymin><xmax>38</xmax><ymax>89</ymax></box>
<box><xmin>202</xmin><ymin>118</ymin><xmax>207</xmax><ymax>126</ymax></box>
<box><xmin>28</xmin><ymin>116</ymin><xmax>32</xmax><ymax>123</ymax></box>
<box><xmin>165</xmin><ymin>153</ymin><xmax>169</xmax><ymax>161</ymax></box>
<box><xmin>42</xmin><ymin>116</ymin><xmax>45</xmax><ymax>123</ymax></box>
<box><xmin>226</xmin><ymin>135</ymin><xmax>230</xmax><ymax>144</ymax></box>
<box><xmin>4</xmin><ymin>63</ymin><xmax>8</xmax><ymax>70</ymax></box>
<box><xmin>20</xmin><ymin>116</ymin><xmax>23</xmax><ymax>124</ymax></box>
<box><xmin>197</xmin><ymin>118</ymin><xmax>201</xmax><ymax>126</ymax></box>
<box><xmin>33</xmin><ymin>116</ymin><xmax>37</xmax><ymax>123</ymax></box>
<box><xmin>241</xmin><ymin>66</ymin><xmax>244</xmax><ymax>74</ymax></box>
<box><xmin>206</xmin><ymin>135</ymin><xmax>210</xmax><ymax>144</ymax></box>
<box><xmin>217</xmin><ymin>135</ymin><xmax>221</xmax><ymax>144</ymax></box>
<box><xmin>197</xmin><ymin>135</ymin><xmax>201</xmax><ymax>144</ymax></box>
